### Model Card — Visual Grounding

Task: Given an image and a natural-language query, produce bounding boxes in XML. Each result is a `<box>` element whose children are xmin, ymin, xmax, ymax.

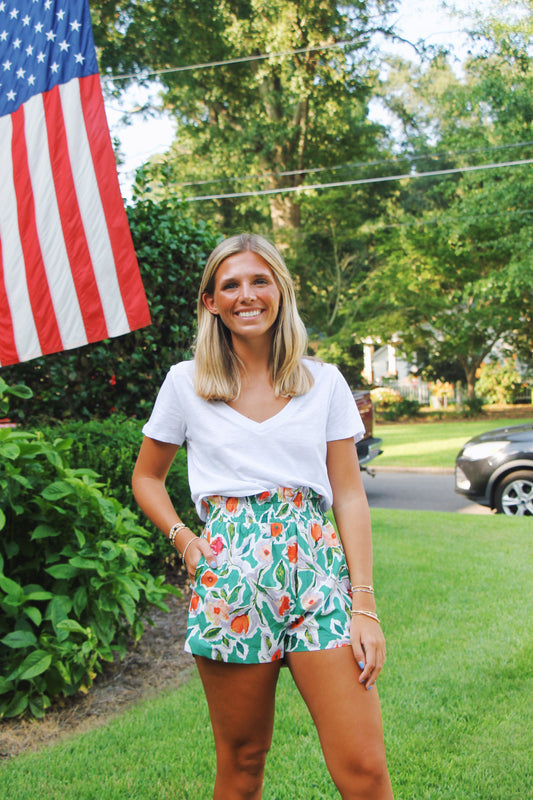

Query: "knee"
<box><xmin>233</xmin><ymin>740</ymin><xmax>270</xmax><ymax>778</ymax></box>
<box><xmin>333</xmin><ymin>747</ymin><xmax>390</xmax><ymax>798</ymax></box>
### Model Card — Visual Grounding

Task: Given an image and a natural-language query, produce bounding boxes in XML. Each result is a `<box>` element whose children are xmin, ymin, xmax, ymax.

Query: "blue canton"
<box><xmin>0</xmin><ymin>0</ymin><xmax>98</xmax><ymax>117</ymax></box>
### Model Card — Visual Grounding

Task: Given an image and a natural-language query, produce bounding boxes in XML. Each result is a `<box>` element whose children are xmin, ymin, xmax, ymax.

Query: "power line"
<box><xmin>179</xmin><ymin>157</ymin><xmax>533</xmax><ymax>202</ymax></box>
<box><xmin>160</xmin><ymin>140</ymin><xmax>533</xmax><ymax>189</ymax></box>
<box><xmin>103</xmin><ymin>39</ymin><xmax>356</xmax><ymax>83</ymax></box>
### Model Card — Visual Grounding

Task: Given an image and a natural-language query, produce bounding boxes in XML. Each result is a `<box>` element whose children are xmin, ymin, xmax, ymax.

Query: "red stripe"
<box><xmin>11</xmin><ymin>106</ymin><xmax>63</xmax><ymax>356</ymax></box>
<box><xmin>0</xmin><ymin>241</ymin><xmax>19</xmax><ymax>366</ymax></box>
<box><xmin>79</xmin><ymin>75</ymin><xmax>151</xmax><ymax>331</ymax></box>
<box><xmin>43</xmin><ymin>85</ymin><xmax>108</xmax><ymax>342</ymax></box>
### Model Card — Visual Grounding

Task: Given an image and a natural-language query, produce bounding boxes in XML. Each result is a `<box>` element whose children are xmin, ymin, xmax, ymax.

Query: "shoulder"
<box><xmin>168</xmin><ymin>359</ymin><xmax>196</xmax><ymax>383</ymax></box>
<box><xmin>302</xmin><ymin>357</ymin><xmax>344</xmax><ymax>385</ymax></box>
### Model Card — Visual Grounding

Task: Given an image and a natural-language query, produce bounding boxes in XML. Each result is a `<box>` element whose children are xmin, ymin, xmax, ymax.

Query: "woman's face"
<box><xmin>202</xmin><ymin>251</ymin><xmax>281</xmax><ymax>343</ymax></box>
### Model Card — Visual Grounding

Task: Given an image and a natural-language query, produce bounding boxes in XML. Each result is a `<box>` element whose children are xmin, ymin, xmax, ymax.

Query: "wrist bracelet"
<box><xmin>169</xmin><ymin>522</ymin><xmax>188</xmax><ymax>546</ymax></box>
<box><xmin>351</xmin><ymin>584</ymin><xmax>374</xmax><ymax>594</ymax></box>
<box><xmin>351</xmin><ymin>609</ymin><xmax>380</xmax><ymax>623</ymax></box>
<box><xmin>181</xmin><ymin>536</ymin><xmax>197</xmax><ymax>561</ymax></box>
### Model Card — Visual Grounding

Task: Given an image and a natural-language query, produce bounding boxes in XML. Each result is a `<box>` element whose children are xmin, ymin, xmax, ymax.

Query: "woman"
<box><xmin>132</xmin><ymin>233</ymin><xmax>394</xmax><ymax>799</ymax></box>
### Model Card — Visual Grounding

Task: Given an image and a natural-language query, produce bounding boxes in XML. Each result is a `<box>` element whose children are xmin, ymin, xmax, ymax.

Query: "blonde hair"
<box><xmin>194</xmin><ymin>233</ymin><xmax>313</xmax><ymax>401</ymax></box>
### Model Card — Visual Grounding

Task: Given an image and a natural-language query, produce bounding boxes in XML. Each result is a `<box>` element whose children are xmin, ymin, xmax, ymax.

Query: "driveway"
<box><xmin>362</xmin><ymin>467</ymin><xmax>492</xmax><ymax>515</ymax></box>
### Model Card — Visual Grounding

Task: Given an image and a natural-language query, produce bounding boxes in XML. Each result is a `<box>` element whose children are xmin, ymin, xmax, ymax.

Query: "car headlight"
<box><xmin>461</xmin><ymin>441</ymin><xmax>508</xmax><ymax>460</ymax></box>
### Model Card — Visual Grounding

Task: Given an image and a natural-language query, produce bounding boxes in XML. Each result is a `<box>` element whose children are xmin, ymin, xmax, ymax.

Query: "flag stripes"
<box><xmin>0</xmin><ymin>76</ymin><xmax>150</xmax><ymax>367</ymax></box>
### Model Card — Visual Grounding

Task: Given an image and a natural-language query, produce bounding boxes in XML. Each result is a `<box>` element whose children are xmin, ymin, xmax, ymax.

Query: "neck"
<box><xmin>231</xmin><ymin>333</ymin><xmax>273</xmax><ymax>377</ymax></box>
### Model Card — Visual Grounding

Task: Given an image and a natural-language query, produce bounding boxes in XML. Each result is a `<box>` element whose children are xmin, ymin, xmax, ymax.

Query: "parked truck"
<box><xmin>353</xmin><ymin>390</ymin><xmax>383</xmax><ymax>475</ymax></box>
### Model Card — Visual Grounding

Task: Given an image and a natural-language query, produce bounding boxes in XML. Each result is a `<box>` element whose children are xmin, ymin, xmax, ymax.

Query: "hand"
<box><xmin>350</xmin><ymin>615</ymin><xmax>386</xmax><ymax>690</ymax></box>
<box><xmin>183</xmin><ymin>535</ymin><xmax>217</xmax><ymax>581</ymax></box>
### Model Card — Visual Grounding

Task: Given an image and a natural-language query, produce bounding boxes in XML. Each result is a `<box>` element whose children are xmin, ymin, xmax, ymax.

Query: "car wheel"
<box><xmin>494</xmin><ymin>470</ymin><xmax>533</xmax><ymax>516</ymax></box>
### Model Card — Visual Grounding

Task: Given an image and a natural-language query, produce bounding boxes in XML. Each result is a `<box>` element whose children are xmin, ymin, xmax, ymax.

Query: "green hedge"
<box><xmin>0</xmin><ymin>382</ymin><xmax>178</xmax><ymax>719</ymax></box>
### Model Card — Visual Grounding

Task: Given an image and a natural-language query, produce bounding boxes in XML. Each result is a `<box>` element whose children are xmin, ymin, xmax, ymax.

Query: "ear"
<box><xmin>202</xmin><ymin>292</ymin><xmax>218</xmax><ymax>315</ymax></box>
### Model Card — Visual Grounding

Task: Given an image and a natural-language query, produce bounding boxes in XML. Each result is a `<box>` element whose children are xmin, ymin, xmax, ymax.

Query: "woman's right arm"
<box><xmin>132</xmin><ymin>436</ymin><xmax>215</xmax><ymax>578</ymax></box>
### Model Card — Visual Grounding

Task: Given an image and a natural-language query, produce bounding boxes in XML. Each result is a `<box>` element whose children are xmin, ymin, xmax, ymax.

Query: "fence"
<box><xmin>380</xmin><ymin>380</ymin><xmax>533</xmax><ymax>407</ymax></box>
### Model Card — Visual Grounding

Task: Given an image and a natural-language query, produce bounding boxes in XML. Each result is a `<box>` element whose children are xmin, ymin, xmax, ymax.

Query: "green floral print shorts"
<box><xmin>185</xmin><ymin>487</ymin><xmax>352</xmax><ymax>663</ymax></box>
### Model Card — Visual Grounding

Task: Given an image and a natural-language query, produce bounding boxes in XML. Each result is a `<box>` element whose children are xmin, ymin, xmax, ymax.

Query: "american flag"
<box><xmin>0</xmin><ymin>0</ymin><xmax>150</xmax><ymax>367</ymax></box>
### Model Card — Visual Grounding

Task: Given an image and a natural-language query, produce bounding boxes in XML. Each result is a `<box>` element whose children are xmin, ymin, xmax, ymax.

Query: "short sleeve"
<box><xmin>142</xmin><ymin>369</ymin><xmax>187</xmax><ymax>445</ymax></box>
<box><xmin>326</xmin><ymin>367</ymin><xmax>366</xmax><ymax>443</ymax></box>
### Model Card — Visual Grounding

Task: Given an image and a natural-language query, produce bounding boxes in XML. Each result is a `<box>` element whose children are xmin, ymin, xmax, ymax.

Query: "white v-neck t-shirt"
<box><xmin>142</xmin><ymin>358</ymin><xmax>365</xmax><ymax>520</ymax></box>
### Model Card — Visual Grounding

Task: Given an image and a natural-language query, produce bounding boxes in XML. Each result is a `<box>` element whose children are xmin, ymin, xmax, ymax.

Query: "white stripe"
<box><xmin>24</xmin><ymin>93</ymin><xmax>88</xmax><ymax>350</ymax></box>
<box><xmin>59</xmin><ymin>79</ymin><xmax>129</xmax><ymax>336</ymax></box>
<box><xmin>0</xmin><ymin>114</ymin><xmax>41</xmax><ymax>364</ymax></box>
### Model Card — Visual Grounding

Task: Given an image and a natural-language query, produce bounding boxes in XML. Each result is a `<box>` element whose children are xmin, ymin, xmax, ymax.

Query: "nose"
<box><xmin>240</xmin><ymin>282</ymin><xmax>256</xmax><ymax>303</ymax></box>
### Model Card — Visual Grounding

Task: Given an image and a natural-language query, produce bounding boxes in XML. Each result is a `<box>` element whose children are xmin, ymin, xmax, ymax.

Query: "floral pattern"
<box><xmin>185</xmin><ymin>487</ymin><xmax>352</xmax><ymax>663</ymax></box>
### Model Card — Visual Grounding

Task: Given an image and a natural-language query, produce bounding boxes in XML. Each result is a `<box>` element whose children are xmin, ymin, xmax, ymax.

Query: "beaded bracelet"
<box><xmin>351</xmin><ymin>584</ymin><xmax>374</xmax><ymax>594</ymax></box>
<box><xmin>351</xmin><ymin>609</ymin><xmax>380</xmax><ymax>623</ymax></box>
<box><xmin>168</xmin><ymin>522</ymin><xmax>188</xmax><ymax>547</ymax></box>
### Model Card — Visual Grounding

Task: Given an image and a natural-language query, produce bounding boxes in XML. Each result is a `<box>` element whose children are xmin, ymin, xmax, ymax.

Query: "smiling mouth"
<box><xmin>236</xmin><ymin>309</ymin><xmax>263</xmax><ymax>318</ymax></box>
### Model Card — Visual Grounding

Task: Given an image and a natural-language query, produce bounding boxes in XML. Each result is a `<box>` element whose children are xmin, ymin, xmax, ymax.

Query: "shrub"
<box><xmin>370</xmin><ymin>387</ymin><xmax>420</xmax><ymax>421</ymax></box>
<box><xmin>476</xmin><ymin>360</ymin><xmax>523</xmax><ymax>405</ymax></box>
<box><xmin>0</xmin><ymin>384</ymin><xmax>174</xmax><ymax>719</ymax></box>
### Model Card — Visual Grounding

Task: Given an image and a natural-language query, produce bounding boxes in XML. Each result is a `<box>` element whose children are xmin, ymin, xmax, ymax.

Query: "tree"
<box><xmin>2</xmin><ymin>198</ymin><xmax>221</xmax><ymax>421</ymax></box>
<box><xmin>349</xmin><ymin>10</ymin><xmax>533</xmax><ymax>399</ymax></box>
<box><xmin>91</xmin><ymin>0</ymin><xmax>397</xmax><ymax>237</ymax></box>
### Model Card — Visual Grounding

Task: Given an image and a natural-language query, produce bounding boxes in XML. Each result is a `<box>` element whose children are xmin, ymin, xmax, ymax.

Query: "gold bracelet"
<box><xmin>351</xmin><ymin>610</ymin><xmax>380</xmax><ymax>623</ymax></box>
<box><xmin>351</xmin><ymin>584</ymin><xmax>374</xmax><ymax>594</ymax></box>
<box><xmin>168</xmin><ymin>522</ymin><xmax>188</xmax><ymax>546</ymax></box>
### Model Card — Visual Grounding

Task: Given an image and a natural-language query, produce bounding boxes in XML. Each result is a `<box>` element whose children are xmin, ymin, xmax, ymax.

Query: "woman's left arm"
<box><xmin>327</xmin><ymin>437</ymin><xmax>386</xmax><ymax>690</ymax></box>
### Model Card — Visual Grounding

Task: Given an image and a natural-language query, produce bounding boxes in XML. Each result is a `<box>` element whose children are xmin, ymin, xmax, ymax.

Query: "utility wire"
<box><xmin>179</xmin><ymin>157</ymin><xmax>533</xmax><ymax>202</ymax></box>
<box><xmin>103</xmin><ymin>39</ymin><xmax>356</xmax><ymax>83</ymax></box>
<box><xmin>162</xmin><ymin>140</ymin><xmax>533</xmax><ymax>189</ymax></box>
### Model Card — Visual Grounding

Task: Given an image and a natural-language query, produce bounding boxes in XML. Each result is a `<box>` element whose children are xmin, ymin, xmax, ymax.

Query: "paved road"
<box><xmin>361</xmin><ymin>468</ymin><xmax>492</xmax><ymax>515</ymax></box>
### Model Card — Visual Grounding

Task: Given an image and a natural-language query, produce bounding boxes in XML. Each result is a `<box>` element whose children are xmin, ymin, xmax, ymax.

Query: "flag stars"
<box><xmin>50</xmin><ymin>62</ymin><xmax>59</xmax><ymax>73</ymax></box>
<box><xmin>28</xmin><ymin>74</ymin><xmax>35</xmax><ymax>86</ymax></box>
<box><xmin>46</xmin><ymin>30</ymin><xmax>56</xmax><ymax>42</ymax></box>
<box><xmin>56</xmin><ymin>10</ymin><xmax>66</xmax><ymax>22</ymax></box>
<box><xmin>45</xmin><ymin>0</ymin><xmax>52</xmax><ymax>9</ymax></box>
<box><xmin>35</xmin><ymin>22</ymin><xmax>43</xmax><ymax>34</ymax></box>
<box><xmin>0</xmin><ymin>1</ymin><xmax>6</xmax><ymax>12</ymax></box>
<box><xmin>26</xmin><ymin>45</ymin><xmax>34</xmax><ymax>56</ymax></box>
<box><xmin>75</xmin><ymin>53</ymin><xmax>85</xmax><ymax>64</ymax></box>
<box><xmin>37</xmin><ymin>52</ymin><xmax>45</xmax><ymax>63</ymax></box>
<box><xmin>16</xmin><ymin>67</ymin><xmax>25</xmax><ymax>79</ymax></box>
<box><xmin>9</xmin><ymin>8</ymin><xmax>18</xmax><ymax>19</ymax></box>
<box><xmin>2</xmin><ymin>59</ymin><xmax>11</xmax><ymax>71</ymax></box>
<box><xmin>70</xmin><ymin>20</ymin><xmax>81</xmax><ymax>33</ymax></box>
<box><xmin>13</xmin><ymin>38</ymin><xmax>21</xmax><ymax>49</ymax></box>
<box><xmin>0</xmin><ymin>30</ymin><xmax>7</xmax><ymax>42</ymax></box>
<box><xmin>59</xmin><ymin>40</ymin><xmax>70</xmax><ymax>53</ymax></box>
<box><xmin>22</xmin><ymin>15</ymin><xmax>30</xmax><ymax>26</ymax></box>
<box><xmin>7</xmin><ymin>89</ymin><xmax>15</xmax><ymax>100</ymax></box>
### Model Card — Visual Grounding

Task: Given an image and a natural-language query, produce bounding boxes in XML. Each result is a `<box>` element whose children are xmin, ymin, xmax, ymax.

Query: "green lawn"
<box><xmin>2</xmin><ymin>509</ymin><xmax>531</xmax><ymax>800</ymax></box>
<box><xmin>375</xmin><ymin>416</ymin><xmax>533</xmax><ymax>469</ymax></box>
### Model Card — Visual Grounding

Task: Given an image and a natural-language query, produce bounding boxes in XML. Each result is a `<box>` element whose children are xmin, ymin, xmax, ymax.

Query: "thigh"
<box><xmin>285</xmin><ymin>646</ymin><xmax>388</xmax><ymax>771</ymax></box>
<box><xmin>195</xmin><ymin>655</ymin><xmax>282</xmax><ymax>750</ymax></box>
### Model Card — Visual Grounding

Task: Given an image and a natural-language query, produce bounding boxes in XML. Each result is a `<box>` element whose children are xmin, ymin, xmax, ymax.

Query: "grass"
<box><xmin>1</xmin><ymin>509</ymin><xmax>531</xmax><ymax>800</ymax></box>
<box><xmin>375</xmin><ymin>415</ymin><xmax>533</xmax><ymax>469</ymax></box>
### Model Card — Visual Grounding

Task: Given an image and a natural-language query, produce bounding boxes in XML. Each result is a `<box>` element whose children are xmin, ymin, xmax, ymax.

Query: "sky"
<box><xmin>103</xmin><ymin>0</ymin><xmax>483</xmax><ymax>199</ymax></box>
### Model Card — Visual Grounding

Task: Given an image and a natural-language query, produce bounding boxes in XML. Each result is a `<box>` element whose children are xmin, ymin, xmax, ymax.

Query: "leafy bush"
<box><xmin>476</xmin><ymin>360</ymin><xmax>524</xmax><ymax>405</ymax></box>
<box><xmin>370</xmin><ymin>387</ymin><xmax>420</xmax><ymax>421</ymax></box>
<box><xmin>36</xmin><ymin>416</ymin><xmax>202</xmax><ymax>552</ymax></box>
<box><xmin>0</xmin><ymin>384</ymin><xmax>174</xmax><ymax>719</ymax></box>
<box><xmin>1</xmin><ymin>198</ymin><xmax>221</xmax><ymax>422</ymax></box>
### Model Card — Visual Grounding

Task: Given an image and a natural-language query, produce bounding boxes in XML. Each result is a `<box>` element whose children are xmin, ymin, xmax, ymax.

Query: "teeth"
<box><xmin>238</xmin><ymin>310</ymin><xmax>261</xmax><ymax>318</ymax></box>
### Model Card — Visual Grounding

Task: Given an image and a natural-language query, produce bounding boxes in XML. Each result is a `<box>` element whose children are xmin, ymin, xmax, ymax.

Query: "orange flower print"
<box><xmin>270</xmin><ymin>522</ymin><xmax>283</xmax><ymax>537</ymax></box>
<box><xmin>278</xmin><ymin>595</ymin><xmax>290</xmax><ymax>616</ymax></box>
<box><xmin>206</xmin><ymin>599</ymin><xmax>229</xmax><ymax>623</ymax></box>
<box><xmin>190</xmin><ymin>592</ymin><xmax>200</xmax><ymax>611</ymax></box>
<box><xmin>323</xmin><ymin>523</ymin><xmax>339</xmax><ymax>547</ymax></box>
<box><xmin>201</xmin><ymin>499</ymin><xmax>210</xmax><ymax>516</ymax></box>
<box><xmin>294</xmin><ymin>491</ymin><xmax>303</xmax><ymax>508</ymax></box>
<box><xmin>271</xmin><ymin>649</ymin><xmax>282</xmax><ymax>661</ymax></box>
<box><xmin>287</xmin><ymin>542</ymin><xmax>298</xmax><ymax>563</ymax></box>
<box><xmin>290</xmin><ymin>615</ymin><xmax>304</xmax><ymax>629</ymax></box>
<box><xmin>302</xmin><ymin>592</ymin><xmax>321</xmax><ymax>610</ymax></box>
<box><xmin>226</xmin><ymin>497</ymin><xmax>239</xmax><ymax>513</ymax></box>
<box><xmin>200</xmin><ymin>570</ymin><xmax>218</xmax><ymax>588</ymax></box>
<box><xmin>230</xmin><ymin>614</ymin><xmax>250</xmax><ymax>634</ymax></box>
<box><xmin>258</xmin><ymin>491</ymin><xmax>270</xmax><ymax>502</ymax></box>
<box><xmin>310</xmin><ymin>523</ymin><xmax>323</xmax><ymax>542</ymax></box>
